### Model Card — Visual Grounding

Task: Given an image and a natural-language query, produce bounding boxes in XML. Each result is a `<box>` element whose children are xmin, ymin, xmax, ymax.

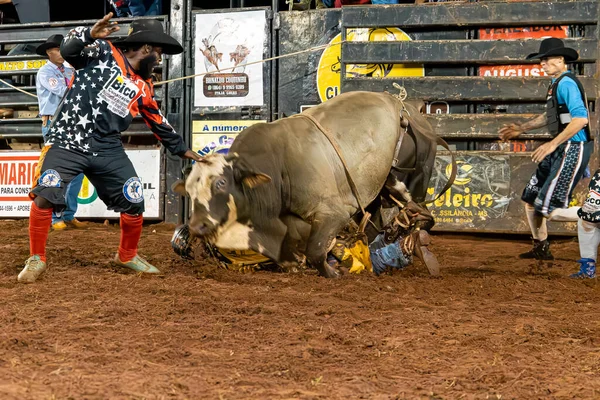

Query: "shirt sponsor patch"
<box><xmin>48</xmin><ymin>77</ymin><xmax>58</xmax><ymax>88</ymax></box>
<box><xmin>582</xmin><ymin>189</ymin><xmax>600</xmax><ymax>214</ymax></box>
<box><xmin>98</xmin><ymin>68</ymin><xmax>145</xmax><ymax>118</ymax></box>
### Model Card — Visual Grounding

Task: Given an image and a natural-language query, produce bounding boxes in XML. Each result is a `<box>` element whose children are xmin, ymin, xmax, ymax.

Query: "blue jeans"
<box><xmin>42</xmin><ymin>122</ymin><xmax>84</xmax><ymax>224</ymax></box>
<box><xmin>128</xmin><ymin>0</ymin><xmax>161</xmax><ymax>16</ymax></box>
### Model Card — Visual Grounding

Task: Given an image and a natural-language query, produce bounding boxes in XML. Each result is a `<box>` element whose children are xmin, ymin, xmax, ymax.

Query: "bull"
<box><xmin>172</xmin><ymin>91</ymin><xmax>447</xmax><ymax>278</ymax></box>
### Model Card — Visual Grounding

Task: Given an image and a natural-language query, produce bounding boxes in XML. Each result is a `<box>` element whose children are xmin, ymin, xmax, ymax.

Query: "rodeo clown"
<box><xmin>499</xmin><ymin>38</ymin><xmax>592</xmax><ymax>262</ymax></box>
<box><xmin>18</xmin><ymin>13</ymin><xmax>200</xmax><ymax>283</ymax></box>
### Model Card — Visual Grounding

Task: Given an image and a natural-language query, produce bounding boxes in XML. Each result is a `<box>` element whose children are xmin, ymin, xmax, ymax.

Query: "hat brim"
<box><xmin>526</xmin><ymin>47</ymin><xmax>579</xmax><ymax>62</ymax></box>
<box><xmin>35</xmin><ymin>42</ymin><xmax>60</xmax><ymax>57</ymax></box>
<box><xmin>113</xmin><ymin>31</ymin><xmax>183</xmax><ymax>55</ymax></box>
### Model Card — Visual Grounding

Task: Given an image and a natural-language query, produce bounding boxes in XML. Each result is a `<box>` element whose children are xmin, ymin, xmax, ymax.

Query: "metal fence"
<box><xmin>2</xmin><ymin>1</ymin><xmax>598</xmax><ymax>231</ymax></box>
<box><xmin>0</xmin><ymin>17</ymin><xmax>168</xmax><ymax>141</ymax></box>
<box><xmin>337</xmin><ymin>1</ymin><xmax>599</xmax><ymax>233</ymax></box>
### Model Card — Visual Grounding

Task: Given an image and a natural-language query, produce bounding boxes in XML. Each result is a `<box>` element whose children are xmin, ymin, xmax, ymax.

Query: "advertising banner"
<box><xmin>193</xmin><ymin>10</ymin><xmax>266</xmax><ymax>107</ymax></box>
<box><xmin>0</xmin><ymin>59</ymin><xmax>47</xmax><ymax>72</ymax></box>
<box><xmin>0</xmin><ymin>149</ymin><xmax>161</xmax><ymax>218</ymax></box>
<box><xmin>316</xmin><ymin>27</ymin><xmax>424</xmax><ymax>103</ymax></box>
<box><xmin>192</xmin><ymin>120</ymin><xmax>266</xmax><ymax>156</ymax></box>
<box><xmin>192</xmin><ymin>133</ymin><xmax>238</xmax><ymax>156</ymax></box>
<box><xmin>478</xmin><ymin>26</ymin><xmax>568</xmax><ymax>77</ymax></box>
<box><xmin>428</xmin><ymin>154</ymin><xmax>511</xmax><ymax>229</ymax></box>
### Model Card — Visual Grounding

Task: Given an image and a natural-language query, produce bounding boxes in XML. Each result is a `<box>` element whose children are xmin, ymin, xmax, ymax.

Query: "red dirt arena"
<box><xmin>1</xmin><ymin>219</ymin><xmax>599</xmax><ymax>399</ymax></box>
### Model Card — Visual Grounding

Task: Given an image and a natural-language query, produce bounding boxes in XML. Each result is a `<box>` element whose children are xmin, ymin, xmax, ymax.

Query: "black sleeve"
<box><xmin>60</xmin><ymin>27</ymin><xmax>112</xmax><ymax>70</ymax></box>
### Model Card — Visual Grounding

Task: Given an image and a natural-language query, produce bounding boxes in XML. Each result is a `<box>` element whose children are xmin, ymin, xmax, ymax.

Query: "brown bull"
<box><xmin>173</xmin><ymin>91</ymin><xmax>444</xmax><ymax>278</ymax></box>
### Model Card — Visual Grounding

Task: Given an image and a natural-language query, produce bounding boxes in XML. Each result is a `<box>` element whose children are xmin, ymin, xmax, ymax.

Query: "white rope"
<box><xmin>0</xmin><ymin>78</ymin><xmax>38</xmax><ymax>98</ymax></box>
<box><xmin>155</xmin><ymin>40</ymin><xmax>345</xmax><ymax>86</ymax></box>
<box><xmin>0</xmin><ymin>40</ymin><xmax>345</xmax><ymax>100</ymax></box>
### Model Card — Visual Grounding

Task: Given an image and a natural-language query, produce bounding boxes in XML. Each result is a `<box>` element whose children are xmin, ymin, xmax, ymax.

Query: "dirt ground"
<box><xmin>1</xmin><ymin>220</ymin><xmax>600</xmax><ymax>400</ymax></box>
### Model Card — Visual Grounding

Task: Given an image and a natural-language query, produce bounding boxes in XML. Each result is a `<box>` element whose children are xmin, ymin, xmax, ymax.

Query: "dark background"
<box><xmin>0</xmin><ymin>0</ymin><xmax>296</xmax><ymax>23</ymax></box>
<box><xmin>1</xmin><ymin>0</ymin><xmax>423</xmax><ymax>24</ymax></box>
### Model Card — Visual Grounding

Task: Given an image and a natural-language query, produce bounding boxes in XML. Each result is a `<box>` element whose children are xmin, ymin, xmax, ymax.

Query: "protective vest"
<box><xmin>546</xmin><ymin>72</ymin><xmax>590</xmax><ymax>141</ymax></box>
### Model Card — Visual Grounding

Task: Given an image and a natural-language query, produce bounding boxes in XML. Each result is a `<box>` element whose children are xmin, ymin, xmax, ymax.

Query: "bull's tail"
<box><xmin>423</xmin><ymin>137</ymin><xmax>457</xmax><ymax>205</ymax></box>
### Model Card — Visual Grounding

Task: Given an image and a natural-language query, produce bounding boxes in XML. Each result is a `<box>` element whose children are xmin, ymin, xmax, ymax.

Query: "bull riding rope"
<box><xmin>154</xmin><ymin>40</ymin><xmax>347</xmax><ymax>86</ymax></box>
<box><xmin>0</xmin><ymin>40</ymin><xmax>347</xmax><ymax>99</ymax></box>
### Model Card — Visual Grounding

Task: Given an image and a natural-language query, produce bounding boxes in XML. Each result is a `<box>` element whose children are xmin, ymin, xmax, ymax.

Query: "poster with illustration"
<box><xmin>193</xmin><ymin>10</ymin><xmax>266</xmax><ymax>107</ymax></box>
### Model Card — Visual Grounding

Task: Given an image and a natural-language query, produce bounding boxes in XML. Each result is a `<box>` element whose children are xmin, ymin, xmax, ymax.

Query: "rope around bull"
<box><xmin>0</xmin><ymin>40</ymin><xmax>347</xmax><ymax>99</ymax></box>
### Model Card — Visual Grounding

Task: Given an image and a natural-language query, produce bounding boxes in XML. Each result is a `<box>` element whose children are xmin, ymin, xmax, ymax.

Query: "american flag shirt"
<box><xmin>46</xmin><ymin>26</ymin><xmax>187</xmax><ymax>155</ymax></box>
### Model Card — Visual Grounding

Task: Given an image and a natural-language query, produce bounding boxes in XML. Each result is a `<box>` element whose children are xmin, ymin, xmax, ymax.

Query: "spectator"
<box><xmin>108</xmin><ymin>0</ymin><xmax>162</xmax><ymax>17</ymax></box>
<box><xmin>415</xmin><ymin>0</ymin><xmax>470</xmax><ymax>2</ymax></box>
<box><xmin>334</xmin><ymin>0</ymin><xmax>370</xmax><ymax>7</ymax></box>
<box><xmin>35</xmin><ymin>34</ymin><xmax>87</xmax><ymax>230</ymax></box>
<box><xmin>0</xmin><ymin>0</ymin><xmax>18</xmax><ymax>24</ymax></box>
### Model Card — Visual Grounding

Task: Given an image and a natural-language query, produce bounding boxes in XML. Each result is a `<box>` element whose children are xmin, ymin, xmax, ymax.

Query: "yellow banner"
<box><xmin>0</xmin><ymin>60</ymin><xmax>48</xmax><ymax>71</ymax></box>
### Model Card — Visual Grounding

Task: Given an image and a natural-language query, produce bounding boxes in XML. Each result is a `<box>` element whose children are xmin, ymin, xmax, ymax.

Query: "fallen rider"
<box><xmin>171</xmin><ymin>200</ymin><xmax>441</xmax><ymax>276</ymax></box>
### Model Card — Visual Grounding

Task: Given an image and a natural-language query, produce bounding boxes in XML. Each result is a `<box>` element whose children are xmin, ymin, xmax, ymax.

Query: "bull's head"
<box><xmin>172</xmin><ymin>153</ymin><xmax>272</xmax><ymax>239</ymax></box>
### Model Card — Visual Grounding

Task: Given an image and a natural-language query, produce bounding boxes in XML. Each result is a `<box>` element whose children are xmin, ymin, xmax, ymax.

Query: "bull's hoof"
<box><xmin>319</xmin><ymin>261</ymin><xmax>341</xmax><ymax>278</ymax></box>
<box><xmin>278</xmin><ymin>260</ymin><xmax>305</xmax><ymax>274</ymax></box>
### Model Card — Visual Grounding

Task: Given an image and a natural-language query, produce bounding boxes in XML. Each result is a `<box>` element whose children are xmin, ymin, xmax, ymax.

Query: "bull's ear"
<box><xmin>171</xmin><ymin>180</ymin><xmax>187</xmax><ymax>196</ymax></box>
<box><xmin>242</xmin><ymin>173</ymin><xmax>272</xmax><ymax>189</ymax></box>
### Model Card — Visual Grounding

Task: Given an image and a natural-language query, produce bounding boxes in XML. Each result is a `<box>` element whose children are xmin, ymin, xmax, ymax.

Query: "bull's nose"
<box><xmin>189</xmin><ymin>224</ymin><xmax>211</xmax><ymax>236</ymax></box>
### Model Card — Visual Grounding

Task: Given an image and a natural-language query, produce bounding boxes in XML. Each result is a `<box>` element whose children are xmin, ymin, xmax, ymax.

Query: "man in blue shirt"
<box><xmin>36</xmin><ymin>34</ymin><xmax>86</xmax><ymax>230</ymax></box>
<box><xmin>499</xmin><ymin>38</ymin><xmax>592</xmax><ymax>265</ymax></box>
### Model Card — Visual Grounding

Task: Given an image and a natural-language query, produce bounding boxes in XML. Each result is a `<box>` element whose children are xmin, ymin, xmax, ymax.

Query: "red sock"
<box><xmin>29</xmin><ymin>202</ymin><xmax>53</xmax><ymax>262</ymax></box>
<box><xmin>118</xmin><ymin>213</ymin><xmax>143</xmax><ymax>262</ymax></box>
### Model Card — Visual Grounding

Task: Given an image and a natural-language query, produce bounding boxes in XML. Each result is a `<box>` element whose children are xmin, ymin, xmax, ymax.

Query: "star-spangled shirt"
<box><xmin>46</xmin><ymin>26</ymin><xmax>187</xmax><ymax>156</ymax></box>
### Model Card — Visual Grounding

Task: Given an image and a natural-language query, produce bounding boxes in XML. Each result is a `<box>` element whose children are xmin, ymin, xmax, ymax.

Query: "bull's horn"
<box><xmin>182</xmin><ymin>164</ymin><xmax>193</xmax><ymax>177</ymax></box>
<box><xmin>225</xmin><ymin>152</ymin><xmax>239</xmax><ymax>162</ymax></box>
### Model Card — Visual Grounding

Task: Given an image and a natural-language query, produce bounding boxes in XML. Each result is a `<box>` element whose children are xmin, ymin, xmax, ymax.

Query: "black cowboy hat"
<box><xmin>113</xmin><ymin>19</ymin><xmax>183</xmax><ymax>55</ymax></box>
<box><xmin>35</xmin><ymin>34</ymin><xmax>64</xmax><ymax>57</ymax></box>
<box><xmin>526</xmin><ymin>37</ymin><xmax>579</xmax><ymax>62</ymax></box>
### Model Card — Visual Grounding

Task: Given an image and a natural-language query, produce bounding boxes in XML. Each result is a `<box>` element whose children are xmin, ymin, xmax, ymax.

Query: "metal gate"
<box><xmin>1</xmin><ymin>1</ymin><xmax>598</xmax><ymax>233</ymax></box>
<box><xmin>338</xmin><ymin>1</ymin><xmax>599</xmax><ymax>234</ymax></box>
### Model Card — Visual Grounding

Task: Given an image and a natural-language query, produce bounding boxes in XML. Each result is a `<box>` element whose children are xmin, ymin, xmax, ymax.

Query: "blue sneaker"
<box><xmin>570</xmin><ymin>258</ymin><xmax>596</xmax><ymax>279</ymax></box>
